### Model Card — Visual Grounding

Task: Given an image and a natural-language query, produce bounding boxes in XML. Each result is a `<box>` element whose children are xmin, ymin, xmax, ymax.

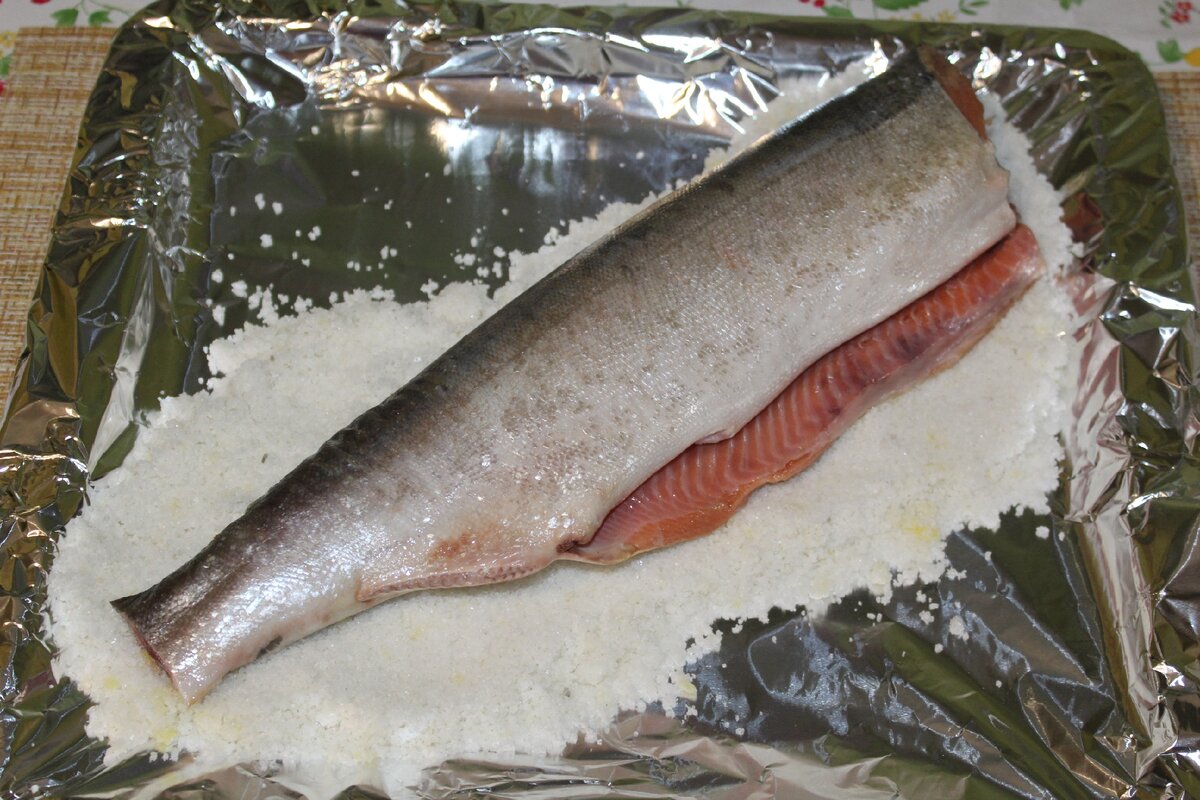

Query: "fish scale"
<box><xmin>114</xmin><ymin>46</ymin><xmax>1017</xmax><ymax>703</ymax></box>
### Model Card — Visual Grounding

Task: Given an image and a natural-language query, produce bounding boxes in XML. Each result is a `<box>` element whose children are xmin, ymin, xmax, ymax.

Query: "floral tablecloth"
<box><xmin>0</xmin><ymin>0</ymin><xmax>1197</xmax><ymax>98</ymax></box>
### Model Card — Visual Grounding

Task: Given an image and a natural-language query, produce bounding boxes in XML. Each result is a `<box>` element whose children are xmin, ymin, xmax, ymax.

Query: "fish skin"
<box><xmin>570</xmin><ymin>224</ymin><xmax>1046</xmax><ymax>564</ymax></box>
<box><xmin>112</xmin><ymin>47</ymin><xmax>1016</xmax><ymax>703</ymax></box>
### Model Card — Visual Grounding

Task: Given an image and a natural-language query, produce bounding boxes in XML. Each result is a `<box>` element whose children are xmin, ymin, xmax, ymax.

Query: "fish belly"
<box><xmin>567</xmin><ymin>224</ymin><xmax>1045</xmax><ymax>564</ymax></box>
<box><xmin>112</xmin><ymin>47</ymin><xmax>1018</xmax><ymax>703</ymax></box>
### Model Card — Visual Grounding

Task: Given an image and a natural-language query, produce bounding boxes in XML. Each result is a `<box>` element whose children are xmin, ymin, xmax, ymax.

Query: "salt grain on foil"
<box><xmin>49</xmin><ymin>67</ymin><xmax>1077</xmax><ymax>796</ymax></box>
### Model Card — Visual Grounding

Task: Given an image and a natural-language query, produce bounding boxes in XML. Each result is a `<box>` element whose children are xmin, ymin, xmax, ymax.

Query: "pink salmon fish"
<box><xmin>112</xmin><ymin>46</ymin><xmax>1024</xmax><ymax>703</ymax></box>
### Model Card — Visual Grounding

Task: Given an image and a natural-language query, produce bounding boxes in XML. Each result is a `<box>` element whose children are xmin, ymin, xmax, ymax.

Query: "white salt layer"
<box><xmin>48</xmin><ymin>64</ymin><xmax>1077</xmax><ymax>797</ymax></box>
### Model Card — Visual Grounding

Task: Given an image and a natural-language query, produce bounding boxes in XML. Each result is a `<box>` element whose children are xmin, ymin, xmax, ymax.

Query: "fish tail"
<box><xmin>110</xmin><ymin>591</ymin><xmax>184</xmax><ymax>694</ymax></box>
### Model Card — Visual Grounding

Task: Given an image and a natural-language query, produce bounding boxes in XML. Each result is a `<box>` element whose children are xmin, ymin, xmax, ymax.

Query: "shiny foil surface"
<box><xmin>0</xmin><ymin>2</ymin><xmax>1196</xmax><ymax>797</ymax></box>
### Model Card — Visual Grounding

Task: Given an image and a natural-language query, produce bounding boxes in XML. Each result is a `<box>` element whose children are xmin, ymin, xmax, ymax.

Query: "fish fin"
<box><xmin>357</xmin><ymin>531</ymin><xmax>558</xmax><ymax>602</ymax></box>
<box><xmin>357</xmin><ymin>527</ymin><xmax>487</xmax><ymax>602</ymax></box>
<box><xmin>560</xmin><ymin>499</ymin><xmax>739</xmax><ymax>566</ymax></box>
<box><xmin>357</xmin><ymin>578</ymin><xmax>404</xmax><ymax>604</ymax></box>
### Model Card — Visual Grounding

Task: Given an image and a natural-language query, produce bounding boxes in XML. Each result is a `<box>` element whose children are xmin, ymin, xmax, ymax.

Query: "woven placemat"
<box><xmin>1158</xmin><ymin>72</ymin><xmax>1200</xmax><ymax>249</ymax></box>
<box><xmin>0</xmin><ymin>27</ymin><xmax>1197</xmax><ymax>415</ymax></box>
<box><xmin>0</xmin><ymin>27</ymin><xmax>116</xmax><ymax>415</ymax></box>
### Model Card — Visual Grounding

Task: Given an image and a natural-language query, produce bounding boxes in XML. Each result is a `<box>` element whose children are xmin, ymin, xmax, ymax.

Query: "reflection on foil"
<box><xmin>0</xmin><ymin>2</ymin><xmax>1197</xmax><ymax>798</ymax></box>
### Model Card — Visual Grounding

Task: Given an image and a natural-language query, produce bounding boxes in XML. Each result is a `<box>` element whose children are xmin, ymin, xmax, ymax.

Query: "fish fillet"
<box><xmin>570</xmin><ymin>224</ymin><xmax>1045</xmax><ymax>564</ymax></box>
<box><xmin>111</xmin><ymin>46</ymin><xmax>1017</xmax><ymax>703</ymax></box>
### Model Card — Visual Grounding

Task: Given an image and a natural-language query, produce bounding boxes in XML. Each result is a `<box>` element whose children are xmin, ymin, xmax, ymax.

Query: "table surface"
<box><xmin>0</xmin><ymin>25</ymin><xmax>1198</xmax><ymax>417</ymax></box>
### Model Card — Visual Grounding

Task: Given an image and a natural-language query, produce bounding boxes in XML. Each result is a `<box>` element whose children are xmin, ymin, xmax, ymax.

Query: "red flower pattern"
<box><xmin>799</xmin><ymin>0</ymin><xmax>827</xmax><ymax>7</ymax></box>
<box><xmin>1172</xmin><ymin>1</ymin><xmax>1194</xmax><ymax>23</ymax></box>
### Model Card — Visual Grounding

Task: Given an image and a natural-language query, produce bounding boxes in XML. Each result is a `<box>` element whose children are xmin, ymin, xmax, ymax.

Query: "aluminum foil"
<box><xmin>0</xmin><ymin>2</ymin><xmax>1196</xmax><ymax>797</ymax></box>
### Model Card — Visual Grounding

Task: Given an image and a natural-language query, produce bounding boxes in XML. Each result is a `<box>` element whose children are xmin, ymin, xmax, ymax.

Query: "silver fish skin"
<box><xmin>112</xmin><ymin>47</ymin><xmax>1016</xmax><ymax>703</ymax></box>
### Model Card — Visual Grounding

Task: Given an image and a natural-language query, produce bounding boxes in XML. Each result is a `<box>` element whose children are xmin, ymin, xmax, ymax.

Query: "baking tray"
<box><xmin>1</xmin><ymin>1</ymin><xmax>1197</xmax><ymax>797</ymax></box>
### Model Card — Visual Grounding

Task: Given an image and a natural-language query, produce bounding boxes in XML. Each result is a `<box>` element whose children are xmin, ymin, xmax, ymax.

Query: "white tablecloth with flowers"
<box><xmin>1</xmin><ymin>0</ymin><xmax>1198</xmax><ymax>99</ymax></box>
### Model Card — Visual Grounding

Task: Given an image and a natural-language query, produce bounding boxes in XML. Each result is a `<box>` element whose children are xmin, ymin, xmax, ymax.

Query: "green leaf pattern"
<box><xmin>872</xmin><ymin>0</ymin><xmax>927</xmax><ymax>9</ymax></box>
<box><xmin>9</xmin><ymin>0</ymin><xmax>131</xmax><ymax>30</ymax></box>
<box><xmin>51</xmin><ymin>8</ymin><xmax>79</xmax><ymax>27</ymax></box>
<box><xmin>1159</xmin><ymin>38</ymin><xmax>1186</xmax><ymax>61</ymax></box>
<box><xmin>802</xmin><ymin>0</ymin><xmax>998</xmax><ymax>22</ymax></box>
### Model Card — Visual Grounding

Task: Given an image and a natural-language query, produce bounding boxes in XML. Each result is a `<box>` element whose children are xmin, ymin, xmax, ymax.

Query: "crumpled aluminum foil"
<box><xmin>0</xmin><ymin>1</ymin><xmax>1196</xmax><ymax>798</ymax></box>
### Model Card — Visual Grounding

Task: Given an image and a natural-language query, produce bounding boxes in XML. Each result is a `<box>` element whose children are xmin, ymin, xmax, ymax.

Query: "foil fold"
<box><xmin>1</xmin><ymin>2</ymin><xmax>1197</xmax><ymax>798</ymax></box>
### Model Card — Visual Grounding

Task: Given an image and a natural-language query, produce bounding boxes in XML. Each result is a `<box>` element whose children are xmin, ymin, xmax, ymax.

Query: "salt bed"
<box><xmin>47</xmin><ymin>63</ymin><xmax>1078</xmax><ymax>797</ymax></box>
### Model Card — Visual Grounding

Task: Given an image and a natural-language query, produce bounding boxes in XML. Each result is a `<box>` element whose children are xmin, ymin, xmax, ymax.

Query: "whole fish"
<box><xmin>113</xmin><ymin>46</ymin><xmax>1018</xmax><ymax>703</ymax></box>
